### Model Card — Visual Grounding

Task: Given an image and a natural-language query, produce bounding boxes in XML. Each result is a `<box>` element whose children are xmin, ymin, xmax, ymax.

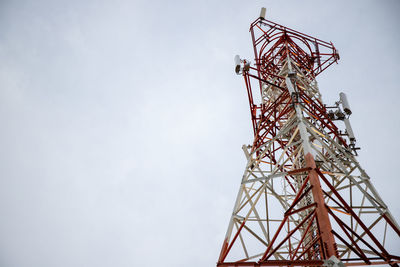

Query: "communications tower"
<box><xmin>218</xmin><ymin>8</ymin><xmax>400</xmax><ymax>267</ymax></box>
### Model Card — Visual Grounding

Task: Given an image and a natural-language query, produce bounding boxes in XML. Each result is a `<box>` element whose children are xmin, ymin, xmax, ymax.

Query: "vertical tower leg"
<box><xmin>305</xmin><ymin>152</ymin><xmax>338</xmax><ymax>258</ymax></box>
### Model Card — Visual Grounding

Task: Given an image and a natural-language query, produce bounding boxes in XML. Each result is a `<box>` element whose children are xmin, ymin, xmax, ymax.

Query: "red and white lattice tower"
<box><xmin>218</xmin><ymin>8</ymin><xmax>400</xmax><ymax>267</ymax></box>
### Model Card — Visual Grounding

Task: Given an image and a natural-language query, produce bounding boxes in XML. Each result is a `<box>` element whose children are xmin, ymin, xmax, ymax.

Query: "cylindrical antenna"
<box><xmin>344</xmin><ymin>118</ymin><xmax>356</xmax><ymax>142</ymax></box>
<box><xmin>260</xmin><ymin>7</ymin><xmax>266</xmax><ymax>20</ymax></box>
<box><xmin>234</xmin><ymin>55</ymin><xmax>241</xmax><ymax>74</ymax></box>
<box><xmin>340</xmin><ymin>92</ymin><xmax>352</xmax><ymax>115</ymax></box>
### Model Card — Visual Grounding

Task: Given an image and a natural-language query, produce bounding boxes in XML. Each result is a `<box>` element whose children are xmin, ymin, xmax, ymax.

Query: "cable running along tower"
<box><xmin>218</xmin><ymin>8</ymin><xmax>400</xmax><ymax>267</ymax></box>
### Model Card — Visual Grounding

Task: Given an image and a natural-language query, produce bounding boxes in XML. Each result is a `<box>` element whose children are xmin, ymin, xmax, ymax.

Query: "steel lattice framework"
<box><xmin>218</xmin><ymin>11</ymin><xmax>400</xmax><ymax>267</ymax></box>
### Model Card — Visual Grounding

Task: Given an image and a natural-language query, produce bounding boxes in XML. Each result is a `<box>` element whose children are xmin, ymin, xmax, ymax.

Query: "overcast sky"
<box><xmin>0</xmin><ymin>1</ymin><xmax>399</xmax><ymax>266</ymax></box>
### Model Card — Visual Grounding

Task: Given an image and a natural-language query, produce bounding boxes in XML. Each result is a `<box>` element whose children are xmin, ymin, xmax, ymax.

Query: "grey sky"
<box><xmin>0</xmin><ymin>1</ymin><xmax>399</xmax><ymax>266</ymax></box>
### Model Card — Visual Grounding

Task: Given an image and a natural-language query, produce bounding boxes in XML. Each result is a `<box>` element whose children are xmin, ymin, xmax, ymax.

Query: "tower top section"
<box><xmin>250</xmin><ymin>9</ymin><xmax>340</xmax><ymax>79</ymax></box>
